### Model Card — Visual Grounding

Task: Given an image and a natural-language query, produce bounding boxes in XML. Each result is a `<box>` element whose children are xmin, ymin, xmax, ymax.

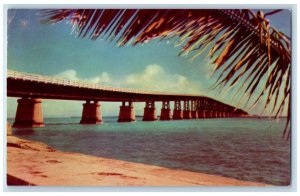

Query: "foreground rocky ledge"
<box><xmin>7</xmin><ymin>136</ymin><xmax>267</xmax><ymax>186</ymax></box>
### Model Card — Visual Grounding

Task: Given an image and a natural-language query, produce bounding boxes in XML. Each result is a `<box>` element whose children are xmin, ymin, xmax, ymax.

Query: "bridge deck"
<box><xmin>7</xmin><ymin>70</ymin><xmax>239</xmax><ymax>111</ymax></box>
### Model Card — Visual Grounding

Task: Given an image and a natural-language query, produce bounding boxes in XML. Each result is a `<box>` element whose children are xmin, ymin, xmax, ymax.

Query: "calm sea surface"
<box><xmin>8</xmin><ymin>117</ymin><xmax>290</xmax><ymax>185</ymax></box>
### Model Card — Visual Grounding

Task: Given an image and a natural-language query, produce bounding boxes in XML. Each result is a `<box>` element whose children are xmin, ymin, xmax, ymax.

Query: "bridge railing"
<box><xmin>8</xmin><ymin>70</ymin><xmax>190</xmax><ymax>96</ymax></box>
<box><xmin>7</xmin><ymin>70</ymin><xmax>247</xmax><ymax>113</ymax></box>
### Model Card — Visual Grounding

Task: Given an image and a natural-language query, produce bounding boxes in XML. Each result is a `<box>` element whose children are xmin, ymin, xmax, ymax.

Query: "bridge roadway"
<box><xmin>8</xmin><ymin>70</ymin><xmax>229</xmax><ymax>102</ymax></box>
<box><xmin>7</xmin><ymin>70</ymin><xmax>248</xmax><ymax>127</ymax></box>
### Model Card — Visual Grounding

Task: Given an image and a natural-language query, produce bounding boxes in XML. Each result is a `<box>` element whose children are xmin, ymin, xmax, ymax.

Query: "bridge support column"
<box><xmin>211</xmin><ymin>111</ymin><xmax>217</xmax><ymax>118</ymax></box>
<box><xmin>13</xmin><ymin>98</ymin><xmax>44</xmax><ymax>128</ymax></box>
<box><xmin>220</xmin><ymin>111</ymin><xmax>225</xmax><ymax>118</ymax></box>
<box><xmin>143</xmin><ymin>101</ymin><xmax>157</xmax><ymax>121</ymax></box>
<box><xmin>206</xmin><ymin>110</ymin><xmax>211</xmax><ymax>118</ymax></box>
<box><xmin>183</xmin><ymin>100</ymin><xmax>192</xmax><ymax>119</ymax></box>
<box><xmin>80</xmin><ymin>100</ymin><xmax>102</xmax><ymax>124</ymax></box>
<box><xmin>191</xmin><ymin>111</ymin><xmax>198</xmax><ymax>119</ymax></box>
<box><xmin>212</xmin><ymin>111</ymin><xmax>216</xmax><ymax>118</ymax></box>
<box><xmin>218</xmin><ymin>107</ymin><xmax>223</xmax><ymax>118</ymax></box>
<box><xmin>203</xmin><ymin>101</ymin><xmax>209</xmax><ymax>118</ymax></box>
<box><xmin>173</xmin><ymin>101</ymin><xmax>183</xmax><ymax>120</ymax></box>
<box><xmin>222</xmin><ymin>111</ymin><xmax>226</xmax><ymax>118</ymax></box>
<box><xmin>205</xmin><ymin>110</ymin><xmax>212</xmax><ymax>118</ymax></box>
<box><xmin>191</xmin><ymin>101</ymin><xmax>198</xmax><ymax>119</ymax></box>
<box><xmin>160</xmin><ymin>101</ymin><xmax>172</xmax><ymax>120</ymax></box>
<box><xmin>213</xmin><ymin>111</ymin><xmax>218</xmax><ymax>118</ymax></box>
<box><xmin>198</xmin><ymin>110</ymin><xmax>205</xmax><ymax>118</ymax></box>
<box><xmin>210</xmin><ymin>103</ymin><xmax>217</xmax><ymax>118</ymax></box>
<box><xmin>118</xmin><ymin>101</ymin><xmax>136</xmax><ymax>122</ymax></box>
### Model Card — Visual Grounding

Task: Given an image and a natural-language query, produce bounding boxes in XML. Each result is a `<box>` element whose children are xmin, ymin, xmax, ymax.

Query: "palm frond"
<box><xmin>40</xmin><ymin>9</ymin><xmax>291</xmax><ymax>139</ymax></box>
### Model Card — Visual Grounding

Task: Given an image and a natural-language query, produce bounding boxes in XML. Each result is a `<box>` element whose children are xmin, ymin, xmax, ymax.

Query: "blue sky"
<box><xmin>7</xmin><ymin>9</ymin><xmax>291</xmax><ymax>118</ymax></box>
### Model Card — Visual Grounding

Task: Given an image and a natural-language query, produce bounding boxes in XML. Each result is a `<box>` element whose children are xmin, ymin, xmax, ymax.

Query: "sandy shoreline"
<box><xmin>7</xmin><ymin>136</ymin><xmax>268</xmax><ymax>186</ymax></box>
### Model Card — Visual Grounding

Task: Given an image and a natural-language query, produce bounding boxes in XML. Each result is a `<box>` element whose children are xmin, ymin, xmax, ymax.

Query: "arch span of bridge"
<box><xmin>7</xmin><ymin>70</ymin><xmax>248</xmax><ymax>128</ymax></box>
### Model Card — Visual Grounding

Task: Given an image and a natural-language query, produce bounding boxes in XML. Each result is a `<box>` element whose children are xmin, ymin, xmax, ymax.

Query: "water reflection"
<box><xmin>13</xmin><ymin>128</ymin><xmax>35</xmax><ymax>135</ymax></box>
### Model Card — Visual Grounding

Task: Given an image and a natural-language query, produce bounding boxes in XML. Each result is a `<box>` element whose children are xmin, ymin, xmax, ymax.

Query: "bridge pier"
<box><xmin>212</xmin><ymin>104</ymin><xmax>218</xmax><ymax>118</ymax></box>
<box><xmin>191</xmin><ymin>110</ymin><xmax>198</xmax><ymax>119</ymax></box>
<box><xmin>220</xmin><ymin>111</ymin><xmax>225</xmax><ymax>118</ymax></box>
<box><xmin>216</xmin><ymin>111</ymin><xmax>221</xmax><ymax>118</ymax></box>
<box><xmin>209</xmin><ymin>110</ymin><xmax>215</xmax><ymax>118</ymax></box>
<box><xmin>205</xmin><ymin>110</ymin><xmax>211</xmax><ymax>118</ymax></box>
<box><xmin>80</xmin><ymin>100</ymin><xmax>102</xmax><ymax>124</ymax></box>
<box><xmin>217</xmin><ymin>105</ymin><xmax>224</xmax><ymax>118</ymax></box>
<box><xmin>160</xmin><ymin>101</ymin><xmax>172</xmax><ymax>120</ymax></box>
<box><xmin>191</xmin><ymin>101</ymin><xmax>198</xmax><ymax>119</ymax></box>
<box><xmin>118</xmin><ymin>101</ymin><xmax>136</xmax><ymax>122</ymax></box>
<box><xmin>214</xmin><ymin>111</ymin><xmax>218</xmax><ymax>118</ymax></box>
<box><xmin>221</xmin><ymin>111</ymin><xmax>226</xmax><ymax>118</ymax></box>
<box><xmin>197</xmin><ymin>109</ymin><xmax>203</xmax><ymax>118</ymax></box>
<box><xmin>173</xmin><ymin>101</ymin><xmax>183</xmax><ymax>120</ymax></box>
<box><xmin>205</xmin><ymin>111</ymin><xmax>211</xmax><ymax>118</ymax></box>
<box><xmin>13</xmin><ymin>98</ymin><xmax>44</xmax><ymax>128</ymax></box>
<box><xmin>183</xmin><ymin>100</ymin><xmax>192</xmax><ymax>119</ymax></box>
<box><xmin>143</xmin><ymin>101</ymin><xmax>157</xmax><ymax>121</ymax></box>
<box><xmin>198</xmin><ymin>100</ymin><xmax>207</xmax><ymax>118</ymax></box>
<box><xmin>212</xmin><ymin>111</ymin><xmax>217</xmax><ymax>118</ymax></box>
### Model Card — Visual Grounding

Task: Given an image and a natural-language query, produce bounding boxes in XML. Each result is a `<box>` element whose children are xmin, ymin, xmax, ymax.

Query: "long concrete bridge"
<box><xmin>7</xmin><ymin>70</ymin><xmax>248</xmax><ymax>128</ymax></box>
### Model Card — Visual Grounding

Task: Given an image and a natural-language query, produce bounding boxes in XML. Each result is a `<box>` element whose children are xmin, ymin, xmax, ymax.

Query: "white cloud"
<box><xmin>54</xmin><ymin>65</ymin><xmax>204</xmax><ymax>95</ymax></box>
<box><xmin>123</xmin><ymin>64</ymin><xmax>204</xmax><ymax>94</ymax></box>
<box><xmin>54</xmin><ymin>69</ymin><xmax>112</xmax><ymax>85</ymax></box>
<box><xmin>54</xmin><ymin>69</ymin><xmax>77</xmax><ymax>80</ymax></box>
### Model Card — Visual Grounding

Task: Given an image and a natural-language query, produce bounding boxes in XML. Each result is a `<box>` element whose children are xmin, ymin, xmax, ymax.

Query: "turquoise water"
<box><xmin>9</xmin><ymin>117</ymin><xmax>290</xmax><ymax>185</ymax></box>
